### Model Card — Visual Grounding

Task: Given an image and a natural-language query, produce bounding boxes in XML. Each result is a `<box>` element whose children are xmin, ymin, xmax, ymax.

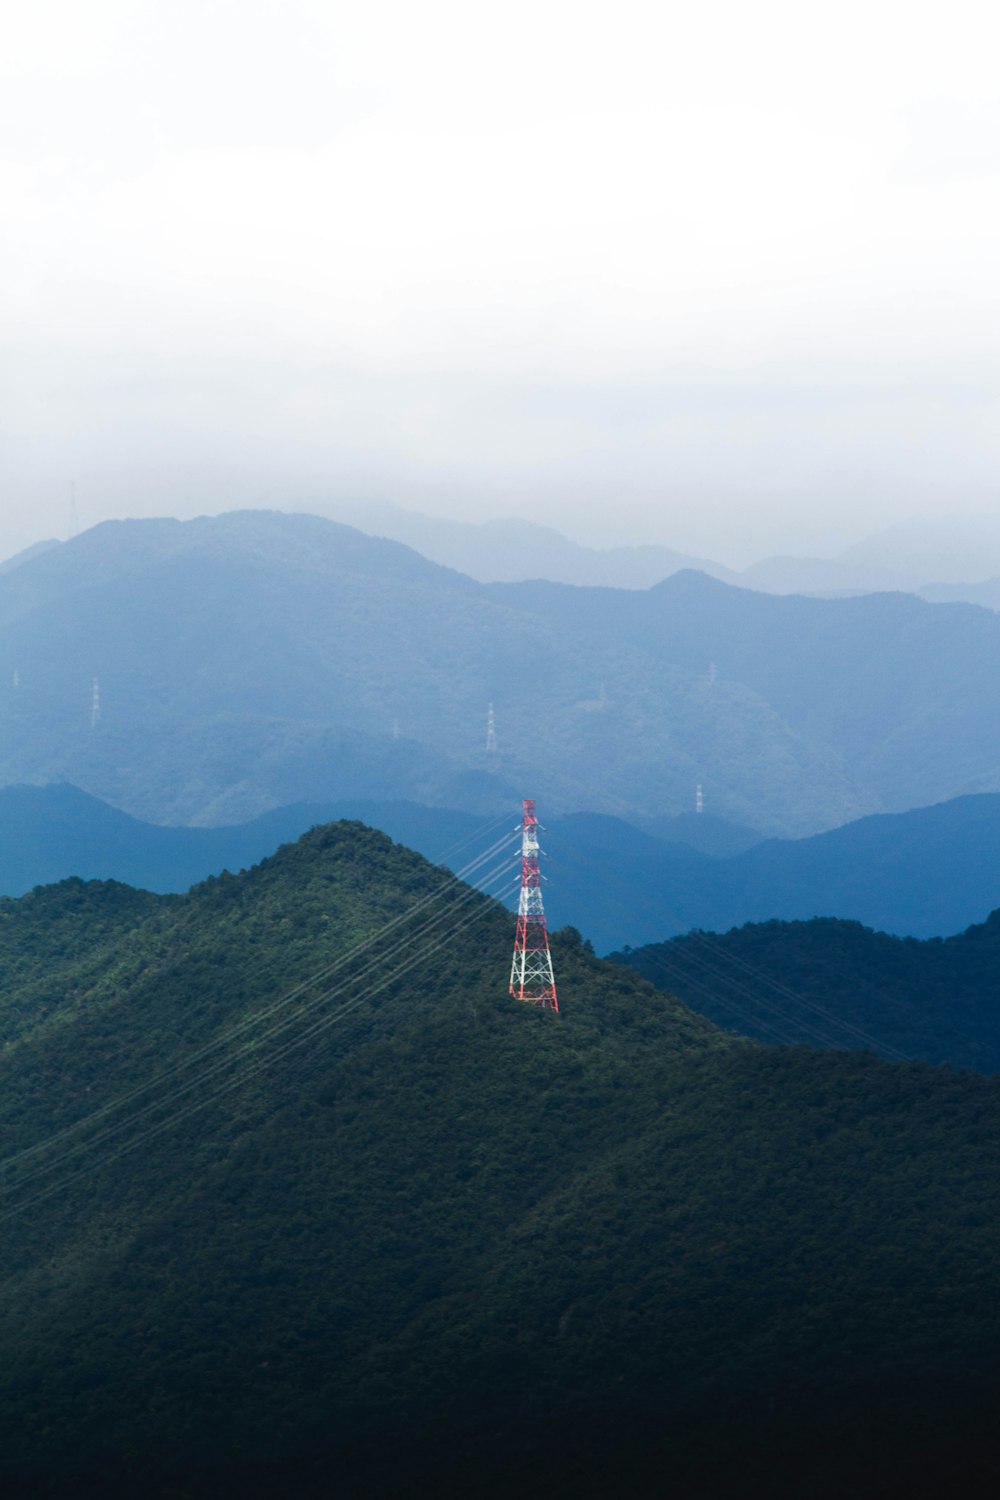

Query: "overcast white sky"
<box><xmin>2</xmin><ymin>0</ymin><xmax>999</xmax><ymax>564</ymax></box>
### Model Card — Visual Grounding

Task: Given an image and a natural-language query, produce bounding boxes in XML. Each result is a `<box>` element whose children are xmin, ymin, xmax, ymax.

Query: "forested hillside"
<box><xmin>612</xmin><ymin>909</ymin><xmax>1000</xmax><ymax>1071</ymax></box>
<box><xmin>6</xmin><ymin>512</ymin><xmax>1000</xmax><ymax>836</ymax></box>
<box><xmin>1</xmin><ymin>824</ymin><xmax>1000</xmax><ymax>1497</ymax></box>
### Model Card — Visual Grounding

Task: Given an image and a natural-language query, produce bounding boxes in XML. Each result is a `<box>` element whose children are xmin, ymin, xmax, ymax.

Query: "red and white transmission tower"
<box><xmin>509</xmin><ymin>799</ymin><xmax>559</xmax><ymax>1013</ymax></box>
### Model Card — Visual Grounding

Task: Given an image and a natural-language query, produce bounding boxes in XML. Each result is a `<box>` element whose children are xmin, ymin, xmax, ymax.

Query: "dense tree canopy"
<box><xmin>0</xmin><ymin>825</ymin><xmax>999</xmax><ymax>1497</ymax></box>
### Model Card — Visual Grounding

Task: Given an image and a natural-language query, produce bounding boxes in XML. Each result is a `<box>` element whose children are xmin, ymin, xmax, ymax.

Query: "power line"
<box><xmin>539</xmin><ymin>817</ymin><xmax>912</xmax><ymax>1059</ymax></box>
<box><xmin>0</xmin><ymin>872</ymin><xmax>520</xmax><ymax>1226</ymax></box>
<box><xmin>0</xmin><ymin>827</ymin><xmax>519</xmax><ymax>1183</ymax></box>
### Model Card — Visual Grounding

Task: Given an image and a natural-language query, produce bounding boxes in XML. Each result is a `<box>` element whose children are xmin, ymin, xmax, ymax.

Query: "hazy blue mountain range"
<box><xmin>842</xmin><ymin>514</ymin><xmax>1000</xmax><ymax>585</ymax></box>
<box><xmin>742</xmin><ymin>518</ymin><xmax>1000</xmax><ymax>600</ymax></box>
<box><xmin>0</xmin><ymin>783</ymin><xmax>354</xmax><ymax>896</ymax></box>
<box><xmin>5</xmin><ymin>784</ymin><xmax>1000</xmax><ymax>954</ymax></box>
<box><xmin>0</xmin><ymin>785</ymin><xmax>759</xmax><ymax>943</ymax></box>
<box><xmin>0</xmin><ymin>539</ymin><xmax>60</xmax><ymax>576</ymax></box>
<box><xmin>6</xmin><ymin>511</ymin><xmax>1000</xmax><ymax>835</ymax></box>
<box><xmin>350</xmin><ymin>504</ymin><xmax>1000</xmax><ymax>609</ymax></box>
<box><xmin>542</xmin><ymin>794</ymin><xmax>1000</xmax><ymax>948</ymax></box>
<box><xmin>920</xmin><ymin>576</ymin><xmax>1000</xmax><ymax>610</ymax></box>
<box><xmin>2</xmin><ymin>825</ymin><xmax>1000</xmax><ymax>1497</ymax></box>
<box><xmin>8</xmin><ymin>511</ymin><xmax>1000</xmax><ymax>609</ymax></box>
<box><xmin>321</xmin><ymin>498</ymin><xmax>741</xmax><ymax>588</ymax></box>
<box><xmin>613</xmin><ymin>908</ymin><xmax>1000</xmax><ymax>1073</ymax></box>
<box><xmin>485</xmin><ymin>568</ymin><xmax>1000</xmax><ymax>823</ymax></box>
<box><xmin>635</xmin><ymin>807</ymin><xmax>761</xmax><ymax>855</ymax></box>
<box><xmin>0</xmin><ymin>784</ymin><xmax>520</xmax><ymax>899</ymax></box>
<box><xmin>323</xmin><ymin>500</ymin><xmax>1000</xmax><ymax>599</ymax></box>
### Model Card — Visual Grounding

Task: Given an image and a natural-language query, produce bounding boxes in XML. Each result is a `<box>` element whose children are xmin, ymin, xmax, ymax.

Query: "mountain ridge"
<box><xmin>613</xmin><ymin>907</ymin><xmax>1000</xmax><ymax>1071</ymax></box>
<box><xmin>15</xmin><ymin>510</ymin><xmax>1000</xmax><ymax>606</ymax></box>
<box><xmin>9</xmin><ymin>783</ymin><xmax>1000</xmax><ymax>951</ymax></box>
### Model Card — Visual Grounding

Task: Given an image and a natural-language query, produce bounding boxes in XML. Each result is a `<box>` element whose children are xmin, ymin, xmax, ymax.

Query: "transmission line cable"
<box><xmin>679</xmin><ymin>929</ymin><xmax>911</xmax><ymax>1059</ymax></box>
<box><xmin>544</xmin><ymin>822</ymin><xmax>911</xmax><ymax>1057</ymax></box>
<box><xmin>0</xmin><ymin>829</ymin><xmax>519</xmax><ymax>1179</ymax></box>
<box><xmin>0</xmin><ymin>871</ymin><xmax>520</xmax><ymax>1225</ymax></box>
<box><xmin>630</xmin><ymin>947</ymin><xmax>798</xmax><ymax>1048</ymax></box>
<box><xmin>0</xmin><ymin>850</ymin><xmax>518</xmax><ymax>1195</ymax></box>
<box><xmin>648</xmin><ymin>933</ymin><xmax>882</xmax><ymax>1052</ymax></box>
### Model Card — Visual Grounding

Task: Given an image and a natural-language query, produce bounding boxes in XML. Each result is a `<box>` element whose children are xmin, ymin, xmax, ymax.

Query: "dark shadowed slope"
<box><xmin>0</xmin><ymin>825</ymin><xmax>1000</xmax><ymax>1497</ymax></box>
<box><xmin>612</xmin><ymin>908</ymin><xmax>1000</xmax><ymax>1071</ymax></box>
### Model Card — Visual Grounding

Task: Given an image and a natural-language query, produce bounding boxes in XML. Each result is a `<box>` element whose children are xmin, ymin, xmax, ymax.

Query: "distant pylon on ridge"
<box><xmin>91</xmin><ymin>677</ymin><xmax>101</xmax><ymax>729</ymax></box>
<box><xmin>486</xmin><ymin>702</ymin><xmax>498</xmax><ymax>757</ymax></box>
<box><xmin>695</xmin><ymin>783</ymin><xmax>704</xmax><ymax>814</ymax></box>
<box><xmin>509</xmin><ymin>799</ymin><xmax>558</xmax><ymax>1013</ymax></box>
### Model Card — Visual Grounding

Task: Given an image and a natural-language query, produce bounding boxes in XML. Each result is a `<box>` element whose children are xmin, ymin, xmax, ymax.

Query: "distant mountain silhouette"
<box><xmin>323</xmin><ymin>501</ymin><xmax>1000</xmax><ymax>598</ymax></box>
<box><xmin>6</xmin><ymin>784</ymin><xmax>1000</xmax><ymax>955</ymax></box>
<box><xmin>0</xmin><ymin>784</ymin><xmax>747</xmax><ymax>931</ymax></box>
<box><xmin>0</xmin><ymin>538</ymin><xmax>59</xmax><ymax>576</ymax></box>
<box><xmin>840</xmin><ymin>514</ymin><xmax>1000</xmax><ymax>584</ymax></box>
<box><xmin>918</xmin><ymin>576</ymin><xmax>1000</xmax><ymax>610</ymax></box>
<box><xmin>321</xmin><ymin>499</ymin><xmax>740</xmax><ymax>588</ymax></box>
<box><xmin>13</xmin><ymin>510</ymin><xmax>1000</xmax><ymax>614</ymax></box>
<box><xmin>7</xmin><ymin>512</ymin><xmax>1000</xmax><ymax>834</ymax></box>
<box><xmin>543</xmin><ymin>794</ymin><xmax>1000</xmax><ymax>950</ymax></box>
<box><xmin>740</xmin><ymin>517</ymin><xmax>1000</xmax><ymax>598</ymax></box>
<box><xmin>638</xmin><ymin>809</ymin><xmax>761</xmax><ymax>856</ymax></box>
<box><xmin>737</xmin><ymin>553</ymin><xmax>919</xmax><ymax>595</ymax></box>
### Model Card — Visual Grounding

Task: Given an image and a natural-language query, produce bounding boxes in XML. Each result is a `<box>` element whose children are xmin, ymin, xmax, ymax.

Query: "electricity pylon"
<box><xmin>509</xmin><ymin>799</ymin><xmax>558</xmax><ymax>1012</ymax></box>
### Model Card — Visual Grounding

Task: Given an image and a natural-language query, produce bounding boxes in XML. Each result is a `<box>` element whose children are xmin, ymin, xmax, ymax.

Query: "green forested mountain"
<box><xmin>613</xmin><ymin>908</ymin><xmax>1000</xmax><ymax>1072</ymax></box>
<box><xmin>1</xmin><ymin>824</ymin><xmax>1000</xmax><ymax>1497</ymax></box>
<box><xmin>7</xmin><ymin>510</ymin><xmax>1000</xmax><ymax>836</ymax></box>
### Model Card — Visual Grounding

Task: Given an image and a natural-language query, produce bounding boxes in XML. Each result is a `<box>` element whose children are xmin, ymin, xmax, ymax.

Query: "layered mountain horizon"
<box><xmin>4</xmin><ymin>782</ymin><xmax>1000</xmax><ymax>954</ymax></box>
<box><xmin>5</xmin><ymin>509</ymin><xmax>1000</xmax><ymax>843</ymax></box>
<box><xmin>11</xmin><ymin>505</ymin><xmax>1000</xmax><ymax>602</ymax></box>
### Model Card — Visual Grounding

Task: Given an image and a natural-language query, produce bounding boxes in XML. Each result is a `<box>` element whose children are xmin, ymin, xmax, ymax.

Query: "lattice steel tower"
<box><xmin>509</xmin><ymin>799</ymin><xmax>559</xmax><ymax>1012</ymax></box>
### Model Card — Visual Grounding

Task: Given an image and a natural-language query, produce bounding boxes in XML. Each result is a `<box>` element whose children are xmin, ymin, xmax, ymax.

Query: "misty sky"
<box><xmin>2</xmin><ymin>0</ymin><xmax>999</xmax><ymax>565</ymax></box>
